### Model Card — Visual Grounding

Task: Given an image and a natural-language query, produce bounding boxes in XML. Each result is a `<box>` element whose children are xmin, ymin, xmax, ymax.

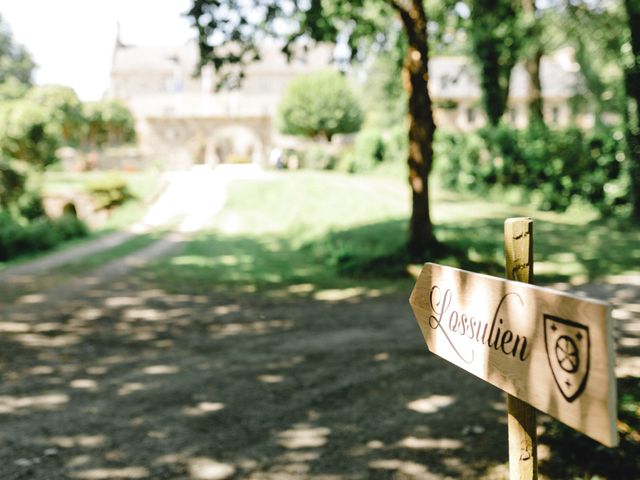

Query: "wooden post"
<box><xmin>505</xmin><ymin>217</ymin><xmax>538</xmax><ymax>479</ymax></box>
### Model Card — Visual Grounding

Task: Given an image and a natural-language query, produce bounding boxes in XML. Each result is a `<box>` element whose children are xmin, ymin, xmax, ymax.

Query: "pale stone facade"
<box><xmin>108</xmin><ymin>35</ymin><xmax>587</xmax><ymax>169</ymax></box>
<box><xmin>108</xmin><ymin>38</ymin><xmax>333</xmax><ymax>168</ymax></box>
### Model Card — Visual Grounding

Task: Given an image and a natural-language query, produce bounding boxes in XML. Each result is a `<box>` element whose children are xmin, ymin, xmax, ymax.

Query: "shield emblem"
<box><xmin>544</xmin><ymin>314</ymin><xmax>590</xmax><ymax>403</ymax></box>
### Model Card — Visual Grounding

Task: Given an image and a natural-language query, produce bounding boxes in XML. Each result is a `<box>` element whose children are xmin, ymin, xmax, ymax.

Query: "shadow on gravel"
<box><xmin>0</xmin><ymin>277</ymin><xmax>510</xmax><ymax>479</ymax></box>
<box><xmin>0</xmin><ymin>216</ymin><xmax>638</xmax><ymax>479</ymax></box>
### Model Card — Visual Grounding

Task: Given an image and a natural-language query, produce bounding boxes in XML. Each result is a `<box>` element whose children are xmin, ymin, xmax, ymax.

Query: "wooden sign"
<box><xmin>409</xmin><ymin>263</ymin><xmax>618</xmax><ymax>447</ymax></box>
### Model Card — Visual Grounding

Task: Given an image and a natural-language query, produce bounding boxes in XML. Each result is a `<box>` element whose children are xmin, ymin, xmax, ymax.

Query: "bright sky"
<box><xmin>0</xmin><ymin>0</ymin><xmax>195</xmax><ymax>101</ymax></box>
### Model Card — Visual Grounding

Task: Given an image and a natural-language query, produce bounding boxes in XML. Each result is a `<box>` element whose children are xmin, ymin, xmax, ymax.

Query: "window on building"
<box><xmin>510</xmin><ymin>108</ymin><xmax>517</xmax><ymax>124</ymax></box>
<box><xmin>552</xmin><ymin>106</ymin><xmax>560</xmax><ymax>124</ymax></box>
<box><xmin>467</xmin><ymin>107</ymin><xmax>476</xmax><ymax>124</ymax></box>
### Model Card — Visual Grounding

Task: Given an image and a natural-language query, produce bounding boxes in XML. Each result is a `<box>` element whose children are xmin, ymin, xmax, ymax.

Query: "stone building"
<box><xmin>108</xmin><ymin>33</ymin><xmax>588</xmax><ymax>169</ymax></box>
<box><xmin>107</xmin><ymin>36</ymin><xmax>333</xmax><ymax>169</ymax></box>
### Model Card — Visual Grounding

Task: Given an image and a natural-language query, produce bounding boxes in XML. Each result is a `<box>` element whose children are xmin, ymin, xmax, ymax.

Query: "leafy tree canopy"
<box><xmin>188</xmin><ymin>0</ymin><xmax>394</xmax><ymax>89</ymax></box>
<box><xmin>278</xmin><ymin>69</ymin><xmax>363</xmax><ymax>141</ymax></box>
<box><xmin>83</xmin><ymin>100</ymin><xmax>136</xmax><ymax>148</ymax></box>
<box><xmin>0</xmin><ymin>98</ymin><xmax>59</xmax><ymax>168</ymax></box>
<box><xmin>25</xmin><ymin>85</ymin><xmax>85</xmax><ymax>146</ymax></box>
<box><xmin>0</xmin><ymin>15</ymin><xmax>35</xmax><ymax>85</ymax></box>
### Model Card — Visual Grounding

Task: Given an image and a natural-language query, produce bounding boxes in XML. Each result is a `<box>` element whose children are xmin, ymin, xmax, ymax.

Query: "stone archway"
<box><xmin>139</xmin><ymin>116</ymin><xmax>272</xmax><ymax>169</ymax></box>
<box><xmin>207</xmin><ymin>125</ymin><xmax>264</xmax><ymax>164</ymax></box>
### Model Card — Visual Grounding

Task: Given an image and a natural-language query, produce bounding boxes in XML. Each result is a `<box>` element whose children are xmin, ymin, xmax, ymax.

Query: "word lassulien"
<box><xmin>427</xmin><ymin>286</ymin><xmax>530</xmax><ymax>364</ymax></box>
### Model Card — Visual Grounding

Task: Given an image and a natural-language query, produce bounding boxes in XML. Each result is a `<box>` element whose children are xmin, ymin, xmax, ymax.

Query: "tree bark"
<box><xmin>393</xmin><ymin>0</ymin><xmax>437</xmax><ymax>257</ymax></box>
<box><xmin>624</xmin><ymin>0</ymin><xmax>640</xmax><ymax>220</ymax></box>
<box><xmin>469</xmin><ymin>0</ymin><xmax>519</xmax><ymax>126</ymax></box>
<box><xmin>522</xmin><ymin>0</ymin><xmax>544</xmax><ymax>125</ymax></box>
<box><xmin>525</xmin><ymin>49</ymin><xmax>543</xmax><ymax>124</ymax></box>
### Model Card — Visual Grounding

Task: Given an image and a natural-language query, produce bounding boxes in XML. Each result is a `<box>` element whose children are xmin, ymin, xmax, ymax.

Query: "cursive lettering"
<box><xmin>428</xmin><ymin>286</ymin><xmax>529</xmax><ymax>363</ymax></box>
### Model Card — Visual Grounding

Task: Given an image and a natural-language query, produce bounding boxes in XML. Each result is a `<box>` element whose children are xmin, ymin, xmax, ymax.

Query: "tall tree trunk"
<box><xmin>393</xmin><ymin>0</ymin><xmax>437</xmax><ymax>257</ymax></box>
<box><xmin>469</xmin><ymin>0</ymin><xmax>519</xmax><ymax>126</ymax></box>
<box><xmin>521</xmin><ymin>0</ymin><xmax>544</xmax><ymax>125</ymax></box>
<box><xmin>624</xmin><ymin>0</ymin><xmax>640</xmax><ymax>220</ymax></box>
<box><xmin>524</xmin><ymin>48</ymin><xmax>543</xmax><ymax>124</ymax></box>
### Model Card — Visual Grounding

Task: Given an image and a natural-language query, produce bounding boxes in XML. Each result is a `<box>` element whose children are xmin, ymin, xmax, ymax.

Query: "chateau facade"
<box><xmin>108</xmin><ymin>38</ymin><xmax>333</xmax><ymax>168</ymax></box>
<box><xmin>108</xmin><ymin>37</ymin><xmax>585</xmax><ymax>169</ymax></box>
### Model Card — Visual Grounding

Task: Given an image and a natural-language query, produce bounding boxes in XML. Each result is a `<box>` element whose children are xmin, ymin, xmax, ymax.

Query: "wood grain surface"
<box><xmin>409</xmin><ymin>262</ymin><xmax>618</xmax><ymax>447</ymax></box>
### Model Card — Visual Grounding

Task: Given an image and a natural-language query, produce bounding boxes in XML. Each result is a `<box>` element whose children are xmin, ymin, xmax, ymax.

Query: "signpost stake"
<box><xmin>504</xmin><ymin>217</ymin><xmax>538</xmax><ymax>480</ymax></box>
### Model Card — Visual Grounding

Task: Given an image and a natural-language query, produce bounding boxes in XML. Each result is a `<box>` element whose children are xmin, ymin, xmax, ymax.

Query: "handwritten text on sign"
<box><xmin>409</xmin><ymin>263</ymin><xmax>618</xmax><ymax>447</ymax></box>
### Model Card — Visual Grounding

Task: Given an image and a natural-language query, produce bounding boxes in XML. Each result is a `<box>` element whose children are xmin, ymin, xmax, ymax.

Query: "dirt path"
<box><xmin>0</xmin><ymin>168</ymin><xmax>637</xmax><ymax>479</ymax></box>
<box><xmin>0</xmin><ymin>165</ymin><xmax>267</xmax><ymax>305</ymax></box>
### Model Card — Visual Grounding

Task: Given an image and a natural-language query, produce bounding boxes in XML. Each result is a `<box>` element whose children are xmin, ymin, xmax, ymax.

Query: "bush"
<box><xmin>383</xmin><ymin>124</ymin><xmax>409</xmax><ymax>164</ymax></box>
<box><xmin>436</xmin><ymin>124</ymin><xmax>630</xmax><ymax>214</ymax></box>
<box><xmin>54</xmin><ymin>213</ymin><xmax>88</xmax><ymax>240</ymax></box>
<box><xmin>339</xmin><ymin>129</ymin><xmax>385</xmax><ymax>173</ymax></box>
<box><xmin>17</xmin><ymin>191</ymin><xmax>46</xmax><ymax>220</ymax></box>
<box><xmin>0</xmin><ymin>212</ymin><xmax>88</xmax><ymax>261</ymax></box>
<box><xmin>278</xmin><ymin>70</ymin><xmax>364</xmax><ymax>141</ymax></box>
<box><xmin>86</xmin><ymin>173</ymin><xmax>134</xmax><ymax>211</ymax></box>
<box><xmin>82</xmin><ymin>100</ymin><xmax>136</xmax><ymax>148</ymax></box>
<box><xmin>337</xmin><ymin>126</ymin><xmax>408</xmax><ymax>174</ymax></box>
<box><xmin>300</xmin><ymin>146</ymin><xmax>337</xmax><ymax>170</ymax></box>
<box><xmin>0</xmin><ymin>156</ymin><xmax>26</xmax><ymax>208</ymax></box>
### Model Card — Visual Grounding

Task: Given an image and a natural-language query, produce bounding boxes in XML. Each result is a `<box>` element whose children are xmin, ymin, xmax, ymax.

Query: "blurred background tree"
<box><xmin>82</xmin><ymin>100</ymin><xmax>136</xmax><ymax>149</ymax></box>
<box><xmin>24</xmin><ymin>85</ymin><xmax>85</xmax><ymax>147</ymax></box>
<box><xmin>0</xmin><ymin>14</ymin><xmax>34</xmax><ymax>86</ymax></box>
<box><xmin>467</xmin><ymin>0</ymin><xmax>520</xmax><ymax>126</ymax></box>
<box><xmin>278</xmin><ymin>69</ymin><xmax>363</xmax><ymax>142</ymax></box>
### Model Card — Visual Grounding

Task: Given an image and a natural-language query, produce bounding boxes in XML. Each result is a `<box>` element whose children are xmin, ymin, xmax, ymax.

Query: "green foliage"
<box><xmin>0</xmin><ymin>77</ymin><xmax>29</xmax><ymax>101</ymax></box>
<box><xmin>17</xmin><ymin>190</ymin><xmax>46</xmax><ymax>220</ymax></box>
<box><xmin>360</xmin><ymin>34</ymin><xmax>407</xmax><ymax>128</ymax></box>
<box><xmin>299</xmin><ymin>146</ymin><xmax>337</xmax><ymax>170</ymax></box>
<box><xmin>25</xmin><ymin>85</ymin><xmax>85</xmax><ymax>146</ymax></box>
<box><xmin>0</xmin><ymin>15</ymin><xmax>35</xmax><ymax>85</ymax></box>
<box><xmin>427</xmin><ymin>0</ymin><xmax>471</xmax><ymax>55</ymax></box>
<box><xmin>337</xmin><ymin>125</ymin><xmax>407</xmax><ymax>174</ymax></box>
<box><xmin>86</xmin><ymin>173</ymin><xmax>134</xmax><ymax>211</ymax></box>
<box><xmin>467</xmin><ymin>0</ymin><xmax>520</xmax><ymax>125</ymax></box>
<box><xmin>278</xmin><ymin>70</ymin><xmax>364</xmax><ymax>141</ymax></box>
<box><xmin>437</xmin><ymin>124</ymin><xmax>631</xmax><ymax>214</ymax></box>
<box><xmin>545</xmin><ymin>1</ymin><xmax>628</xmax><ymax>123</ymax></box>
<box><xmin>339</xmin><ymin>128</ymin><xmax>386</xmax><ymax>173</ymax></box>
<box><xmin>382</xmin><ymin>124</ymin><xmax>409</xmax><ymax>163</ymax></box>
<box><xmin>0</xmin><ymin>98</ymin><xmax>60</xmax><ymax>168</ymax></box>
<box><xmin>0</xmin><ymin>212</ymin><xmax>88</xmax><ymax>261</ymax></box>
<box><xmin>188</xmin><ymin>0</ymin><xmax>394</xmax><ymax>89</ymax></box>
<box><xmin>82</xmin><ymin>100</ymin><xmax>136</xmax><ymax>148</ymax></box>
<box><xmin>0</xmin><ymin>156</ymin><xmax>26</xmax><ymax>208</ymax></box>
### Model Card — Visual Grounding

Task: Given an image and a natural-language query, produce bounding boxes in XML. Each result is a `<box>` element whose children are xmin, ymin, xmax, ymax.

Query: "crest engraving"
<box><xmin>544</xmin><ymin>314</ymin><xmax>590</xmax><ymax>402</ymax></box>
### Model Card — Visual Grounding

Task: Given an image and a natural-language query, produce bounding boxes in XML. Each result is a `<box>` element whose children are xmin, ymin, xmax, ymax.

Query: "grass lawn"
<box><xmin>147</xmin><ymin>169</ymin><xmax>640</xmax><ymax>298</ymax></box>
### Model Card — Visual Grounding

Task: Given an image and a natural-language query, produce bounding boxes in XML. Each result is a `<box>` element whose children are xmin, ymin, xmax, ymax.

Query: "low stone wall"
<box><xmin>42</xmin><ymin>193</ymin><xmax>108</xmax><ymax>229</ymax></box>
